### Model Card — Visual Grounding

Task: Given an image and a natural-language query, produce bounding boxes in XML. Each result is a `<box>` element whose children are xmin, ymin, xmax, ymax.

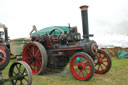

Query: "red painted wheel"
<box><xmin>95</xmin><ymin>49</ymin><xmax>112</xmax><ymax>74</ymax></box>
<box><xmin>23</xmin><ymin>42</ymin><xmax>48</xmax><ymax>75</ymax></box>
<box><xmin>70</xmin><ymin>52</ymin><xmax>95</xmax><ymax>81</ymax></box>
<box><xmin>0</xmin><ymin>43</ymin><xmax>10</xmax><ymax>70</ymax></box>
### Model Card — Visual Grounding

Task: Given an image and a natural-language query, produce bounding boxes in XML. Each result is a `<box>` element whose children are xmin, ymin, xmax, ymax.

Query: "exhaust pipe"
<box><xmin>4</xmin><ymin>28</ymin><xmax>8</xmax><ymax>42</ymax></box>
<box><xmin>3</xmin><ymin>25</ymin><xmax>9</xmax><ymax>42</ymax></box>
<box><xmin>80</xmin><ymin>5</ymin><xmax>93</xmax><ymax>39</ymax></box>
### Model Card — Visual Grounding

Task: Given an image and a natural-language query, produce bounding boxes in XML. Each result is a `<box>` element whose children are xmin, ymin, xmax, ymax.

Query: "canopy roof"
<box><xmin>31</xmin><ymin>26</ymin><xmax>71</xmax><ymax>36</ymax></box>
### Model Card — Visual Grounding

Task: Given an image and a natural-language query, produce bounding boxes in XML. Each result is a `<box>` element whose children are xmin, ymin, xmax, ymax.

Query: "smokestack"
<box><xmin>80</xmin><ymin>5</ymin><xmax>89</xmax><ymax>39</ymax></box>
<box><xmin>3</xmin><ymin>25</ymin><xmax>9</xmax><ymax>42</ymax></box>
<box><xmin>4</xmin><ymin>28</ymin><xmax>8</xmax><ymax>42</ymax></box>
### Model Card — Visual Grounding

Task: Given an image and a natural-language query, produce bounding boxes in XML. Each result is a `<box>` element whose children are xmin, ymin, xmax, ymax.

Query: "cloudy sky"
<box><xmin>0</xmin><ymin>0</ymin><xmax>128</xmax><ymax>39</ymax></box>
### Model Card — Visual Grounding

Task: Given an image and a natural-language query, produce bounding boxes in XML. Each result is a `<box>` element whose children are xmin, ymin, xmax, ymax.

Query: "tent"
<box><xmin>117</xmin><ymin>50</ymin><xmax>128</xmax><ymax>58</ymax></box>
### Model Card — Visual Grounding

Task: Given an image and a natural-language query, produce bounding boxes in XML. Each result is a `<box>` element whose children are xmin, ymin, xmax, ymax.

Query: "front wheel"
<box><xmin>95</xmin><ymin>49</ymin><xmax>112</xmax><ymax>74</ymax></box>
<box><xmin>70</xmin><ymin>52</ymin><xmax>95</xmax><ymax>81</ymax></box>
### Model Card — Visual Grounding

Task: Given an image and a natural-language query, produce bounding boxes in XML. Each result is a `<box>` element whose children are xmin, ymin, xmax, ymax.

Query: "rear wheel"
<box><xmin>23</xmin><ymin>42</ymin><xmax>48</xmax><ymax>75</ymax></box>
<box><xmin>70</xmin><ymin>52</ymin><xmax>95</xmax><ymax>81</ymax></box>
<box><xmin>0</xmin><ymin>43</ymin><xmax>10</xmax><ymax>70</ymax></box>
<box><xmin>95</xmin><ymin>49</ymin><xmax>112</xmax><ymax>74</ymax></box>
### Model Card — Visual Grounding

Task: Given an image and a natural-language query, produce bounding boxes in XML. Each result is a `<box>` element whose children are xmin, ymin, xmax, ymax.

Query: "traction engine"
<box><xmin>22</xmin><ymin>5</ymin><xmax>112</xmax><ymax>80</ymax></box>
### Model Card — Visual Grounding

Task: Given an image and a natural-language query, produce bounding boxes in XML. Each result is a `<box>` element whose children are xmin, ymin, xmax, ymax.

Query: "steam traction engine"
<box><xmin>22</xmin><ymin>5</ymin><xmax>112</xmax><ymax>80</ymax></box>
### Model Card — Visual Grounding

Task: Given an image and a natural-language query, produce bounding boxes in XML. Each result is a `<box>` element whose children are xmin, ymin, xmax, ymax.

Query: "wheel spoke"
<box><xmin>27</xmin><ymin>61</ymin><xmax>32</xmax><ymax>66</ymax></box>
<box><xmin>34</xmin><ymin>61</ymin><xmax>37</xmax><ymax>71</ymax></box>
<box><xmin>14</xmin><ymin>80</ymin><xmax>18</xmax><ymax>85</ymax></box>
<box><xmin>81</xmin><ymin>71</ymin><xmax>85</xmax><ymax>77</ymax></box>
<box><xmin>75</xmin><ymin>69</ymin><xmax>80</xmax><ymax>75</ymax></box>
<box><xmin>24</xmin><ymin>77</ymin><xmax>29</xmax><ymax>82</ymax></box>
<box><xmin>102</xmin><ymin>63</ymin><xmax>107</xmax><ymax>67</ymax></box>
<box><xmin>36</xmin><ymin>61</ymin><xmax>40</xmax><ymax>70</ymax></box>
<box><xmin>15</xmin><ymin>64</ymin><xmax>20</xmax><ymax>72</ymax></box>
<box><xmin>78</xmin><ymin>70</ymin><xmax>81</xmax><ymax>75</ymax></box>
<box><xmin>36</xmin><ymin>63</ymin><xmax>38</xmax><ymax>72</ymax></box>
<box><xmin>36</xmin><ymin>57</ymin><xmax>41</xmax><ymax>60</ymax></box>
<box><xmin>13</xmin><ymin>70</ymin><xmax>17</xmax><ymax>74</ymax></box>
<box><xmin>27</xmin><ymin>48</ymin><xmax>33</xmax><ymax>56</ymax></box>
<box><xmin>84</xmin><ymin>69</ymin><xmax>89</xmax><ymax>74</ymax></box>
<box><xmin>36</xmin><ymin>53</ymin><xmax>41</xmax><ymax>59</ymax></box>
<box><xmin>100</xmin><ymin>65</ymin><xmax>104</xmax><ymax>71</ymax></box>
<box><xmin>32</xmin><ymin>47</ymin><xmax>35</xmax><ymax>55</ymax></box>
<box><xmin>85</xmin><ymin>62</ymin><xmax>90</xmax><ymax>67</ymax></box>
<box><xmin>19</xmin><ymin>64</ymin><xmax>21</xmax><ymax>72</ymax></box>
<box><xmin>24</xmin><ymin>56</ymin><xmax>30</xmax><ymax>60</ymax></box>
<box><xmin>20</xmin><ymin>80</ymin><xmax>23</xmax><ymax>85</ymax></box>
<box><xmin>38</xmin><ymin>61</ymin><xmax>42</xmax><ymax>66</ymax></box>
<box><xmin>34</xmin><ymin>49</ymin><xmax>40</xmax><ymax>57</ymax></box>
<box><xmin>27</xmin><ymin>50</ymin><xmax>33</xmax><ymax>57</ymax></box>
<box><xmin>23</xmin><ymin>68</ymin><xmax>26</xmax><ymax>74</ymax></box>
<box><xmin>36</xmin><ymin>62</ymin><xmax>41</xmax><ymax>68</ymax></box>
<box><xmin>97</xmin><ymin>65</ymin><xmax>100</xmax><ymax>71</ymax></box>
<box><xmin>101</xmin><ymin>56</ymin><xmax>106</xmax><ymax>60</ymax></box>
<box><xmin>102</xmin><ymin>59</ymin><xmax>108</xmax><ymax>62</ymax></box>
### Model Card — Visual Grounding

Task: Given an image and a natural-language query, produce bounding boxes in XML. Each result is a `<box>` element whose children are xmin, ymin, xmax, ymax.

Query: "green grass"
<box><xmin>2</xmin><ymin>58</ymin><xmax>128</xmax><ymax>85</ymax></box>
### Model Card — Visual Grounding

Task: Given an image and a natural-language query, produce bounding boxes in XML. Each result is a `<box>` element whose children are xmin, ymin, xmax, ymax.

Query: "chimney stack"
<box><xmin>80</xmin><ymin>5</ymin><xmax>90</xmax><ymax>39</ymax></box>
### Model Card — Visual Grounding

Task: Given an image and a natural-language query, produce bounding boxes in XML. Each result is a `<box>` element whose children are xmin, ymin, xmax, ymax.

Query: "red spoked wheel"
<box><xmin>0</xmin><ymin>50</ymin><xmax>6</xmax><ymax>65</ymax></box>
<box><xmin>95</xmin><ymin>49</ymin><xmax>112</xmax><ymax>74</ymax></box>
<box><xmin>70</xmin><ymin>52</ymin><xmax>95</xmax><ymax>81</ymax></box>
<box><xmin>0</xmin><ymin>43</ymin><xmax>10</xmax><ymax>70</ymax></box>
<box><xmin>23</xmin><ymin>42</ymin><xmax>48</xmax><ymax>75</ymax></box>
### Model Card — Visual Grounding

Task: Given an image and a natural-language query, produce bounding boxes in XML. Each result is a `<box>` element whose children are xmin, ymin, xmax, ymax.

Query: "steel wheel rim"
<box><xmin>70</xmin><ymin>54</ymin><xmax>93</xmax><ymax>80</ymax></box>
<box><xmin>23</xmin><ymin>43</ymin><xmax>43</xmax><ymax>75</ymax></box>
<box><xmin>0</xmin><ymin>49</ymin><xmax>6</xmax><ymax>65</ymax></box>
<box><xmin>95</xmin><ymin>51</ymin><xmax>110</xmax><ymax>73</ymax></box>
<box><xmin>9</xmin><ymin>61</ymin><xmax>32</xmax><ymax>85</ymax></box>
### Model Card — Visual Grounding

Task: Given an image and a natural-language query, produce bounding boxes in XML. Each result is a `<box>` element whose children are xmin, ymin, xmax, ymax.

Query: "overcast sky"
<box><xmin>0</xmin><ymin>0</ymin><xmax>128</xmax><ymax>39</ymax></box>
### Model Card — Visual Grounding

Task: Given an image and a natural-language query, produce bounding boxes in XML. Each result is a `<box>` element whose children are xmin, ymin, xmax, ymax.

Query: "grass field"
<box><xmin>2</xmin><ymin>58</ymin><xmax>128</xmax><ymax>85</ymax></box>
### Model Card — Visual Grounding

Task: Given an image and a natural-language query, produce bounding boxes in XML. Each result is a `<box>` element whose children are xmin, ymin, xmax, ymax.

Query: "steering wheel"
<box><xmin>49</xmin><ymin>29</ymin><xmax>64</xmax><ymax>43</ymax></box>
